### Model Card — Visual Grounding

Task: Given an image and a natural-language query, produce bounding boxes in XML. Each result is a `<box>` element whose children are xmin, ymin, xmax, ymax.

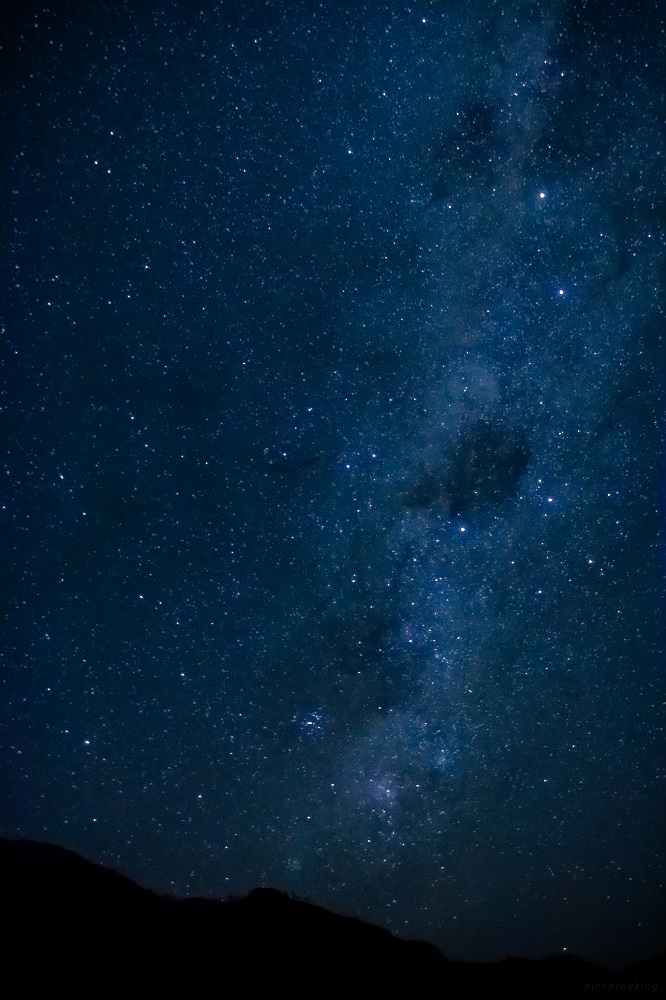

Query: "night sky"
<box><xmin>2</xmin><ymin>0</ymin><xmax>665</xmax><ymax>969</ymax></box>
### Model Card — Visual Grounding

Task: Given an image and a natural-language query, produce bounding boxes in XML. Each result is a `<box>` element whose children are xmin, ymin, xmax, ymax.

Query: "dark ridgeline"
<box><xmin>2</xmin><ymin>839</ymin><xmax>663</xmax><ymax>995</ymax></box>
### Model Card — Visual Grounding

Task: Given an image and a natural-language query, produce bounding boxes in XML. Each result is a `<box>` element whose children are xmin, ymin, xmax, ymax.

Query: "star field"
<box><xmin>1</xmin><ymin>0</ymin><xmax>664</xmax><ymax>968</ymax></box>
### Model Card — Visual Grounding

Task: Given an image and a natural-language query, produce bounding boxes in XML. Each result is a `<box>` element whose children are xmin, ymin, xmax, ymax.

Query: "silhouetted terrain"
<box><xmin>2</xmin><ymin>839</ymin><xmax>662</xmax><ymax>994</ymax></box>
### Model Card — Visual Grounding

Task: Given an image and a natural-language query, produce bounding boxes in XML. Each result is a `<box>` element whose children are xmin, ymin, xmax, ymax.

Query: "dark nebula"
<box><xmin>446</xmin><ymin>420</ymin><xmax>530</xmax><ymax>518</ymax></box>
<box><xmin>406</xmin><ymin>420</ymin><xmax>530</xmax><ymax>520</ymax></box>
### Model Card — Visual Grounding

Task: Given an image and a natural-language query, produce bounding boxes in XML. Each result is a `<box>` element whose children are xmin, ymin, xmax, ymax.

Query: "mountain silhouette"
<box><xmin>2</xmin><ymin>838</ymin><xmax>662</xmax><ymax>995</ymax></box>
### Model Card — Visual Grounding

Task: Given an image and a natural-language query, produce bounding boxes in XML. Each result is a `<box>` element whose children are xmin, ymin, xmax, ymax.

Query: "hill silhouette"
<box><xmin>2</xmin><ymin>838</ymin><xmax>662</xmax><ymax>994</ymax></box>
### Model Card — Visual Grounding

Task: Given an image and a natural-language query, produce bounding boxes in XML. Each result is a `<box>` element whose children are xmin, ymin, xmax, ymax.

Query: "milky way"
<box><xmin>2</xmin><ymin>0</ymin><xmax>664</xmax><ymax>968</ymax></box>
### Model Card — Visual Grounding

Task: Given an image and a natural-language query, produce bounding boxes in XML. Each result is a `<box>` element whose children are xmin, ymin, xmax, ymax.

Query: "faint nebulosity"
<box><xmin>1</xmin><ymin>0</ymin><xmax>664</xmax><ymax>969</ymax></box>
